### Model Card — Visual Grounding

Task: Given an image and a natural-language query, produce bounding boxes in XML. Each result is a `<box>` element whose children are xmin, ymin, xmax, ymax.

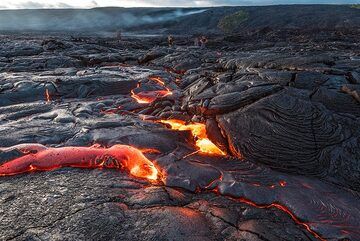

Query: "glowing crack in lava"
<box><xmin>45</xmin><ymin>88</ymin><xmax>51</xmax><ymax>102</ymax></box>
<box><xmin>0</xmin><ymin>144</ymin><xmax>159</xmax><ymax>181</ymax></box>
<box><xmin>131</xmin><ymin>76</ymin><xmax>173</xmax><ymax>104</ymax></box>
<box><xmin>148</xmin><ymin>76</ymin><xmax>165</xmax><ymax>85</ymax></box>
<box><xmin>159</xmin><ymin>119</ymin><xmax>225</xmax><ymax>156</ymax></box>
<box><xmin>131</xmin><ymin>89</ymin><xmax>172</xmax><ymax>104</ymax></box>
<box><xmin>232</xmin><ymin>196</ymin><xmax>326</xmax><ymax>241</ymax></box>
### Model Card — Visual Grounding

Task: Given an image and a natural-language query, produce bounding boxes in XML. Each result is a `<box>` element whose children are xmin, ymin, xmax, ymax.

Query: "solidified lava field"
<box><xmin>0</xmin><ymin>9</ymin><xmax>360</xmax><ymax>241</ymax></box>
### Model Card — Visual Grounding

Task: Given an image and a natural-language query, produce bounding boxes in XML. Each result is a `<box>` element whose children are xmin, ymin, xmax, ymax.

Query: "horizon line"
<box><xmin>0</xmin><ymin>3</ymin><xmax>358</xmax><ymax>11</ymax></box>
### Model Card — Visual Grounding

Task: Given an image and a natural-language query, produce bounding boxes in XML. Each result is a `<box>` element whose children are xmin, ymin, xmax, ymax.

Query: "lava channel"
<box><xmin>159</xmin><ymin>119</ymin><xmax>225</xmax><ymax>156</ymax></box>
<box><xmin>0</xmin><ymin>144</ymin><xmax>159</xmax><ymax>181</ymax></box>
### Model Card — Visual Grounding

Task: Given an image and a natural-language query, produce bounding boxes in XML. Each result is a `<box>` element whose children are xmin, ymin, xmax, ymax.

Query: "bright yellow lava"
<box><xmin>159</xmin><ymin>119</ymin><xmax>225</xmax><ymax>156</ymax></box>
<box><xmin>130</xmin><ymin>163</ymin><xmax>159</xmax><ymax>181</ymax></box>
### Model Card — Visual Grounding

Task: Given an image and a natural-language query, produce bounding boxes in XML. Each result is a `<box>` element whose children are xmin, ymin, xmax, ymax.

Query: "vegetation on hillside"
<box><xmin>350</xmin><ymin>4</ymin><xmax>360</xmax><ymax>9</ymax></box>
<box><xmin>218</xmin><ymin>10</ymin><xmax>249</xmax><ymax>33</ymax></box>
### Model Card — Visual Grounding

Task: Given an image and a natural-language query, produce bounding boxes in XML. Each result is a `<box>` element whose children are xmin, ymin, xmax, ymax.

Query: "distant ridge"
<box><xmin>0</xmin><ymin>5</ymin><xmax>358</xmax><ymax>33</ymax></box>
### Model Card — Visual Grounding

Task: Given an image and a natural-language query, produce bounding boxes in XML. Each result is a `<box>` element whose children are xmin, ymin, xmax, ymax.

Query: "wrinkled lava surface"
<box><xmin>0</xmin><ymin>32</ymin><xmax>359</xmax><ymax>241</ymax></box>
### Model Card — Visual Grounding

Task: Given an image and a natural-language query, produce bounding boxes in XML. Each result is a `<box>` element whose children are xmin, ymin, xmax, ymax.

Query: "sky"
<box><xmin>0</xmin><ymin>0</ymin><xmax>358</xmax><ymax>9</ymax></box>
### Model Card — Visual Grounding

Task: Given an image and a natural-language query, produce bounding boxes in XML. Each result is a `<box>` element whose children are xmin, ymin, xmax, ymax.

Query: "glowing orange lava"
<box><xmin>0</xmin><ymin>144</ymin><xmax>159</xmax><ymax>181</ymax></box>
<box><xmin>131</xmin><ymin>89</ymin><xmax>172</xmax><ymax>104</ymax></box>
<box><xmin>130</xmin><ymin>76</ymin><xmax>173</xmax><ymax>104</ymax></box>
<box><xmin>45</xmin><ymin>88</ymin><xmax>51</xmax><ymax>102</ymax></box>
<box><xmin>234</xmin><ymin>196</ymin><xmax>326</xmax><ymax>241</ymax></box>
<box><xmin>148</xmin><ymin>76</ymin><xmax>165</xmax><ymax>86</ymax></box>
<box><xmin>279</xmin><ymin>180</ymin><xmax>287</xmax><ymax>187</ymax></box>
<box><xmin>159</xmin><ymin>119</ymin><xmax>225</xmax><ymax>156</ymax></box>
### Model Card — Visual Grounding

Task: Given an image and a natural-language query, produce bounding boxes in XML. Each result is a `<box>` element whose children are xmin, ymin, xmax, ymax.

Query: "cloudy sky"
<box><xmin>0</xmin><ymin>0</ymin><xmax>358</xmax><ymax>9</ymax></box>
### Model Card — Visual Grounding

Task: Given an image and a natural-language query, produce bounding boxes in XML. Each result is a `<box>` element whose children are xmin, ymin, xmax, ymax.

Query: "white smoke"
<box><xmin>0</xmin><ymin>8</ymin><xmax>208</xmax><ymax>31</ymax></box>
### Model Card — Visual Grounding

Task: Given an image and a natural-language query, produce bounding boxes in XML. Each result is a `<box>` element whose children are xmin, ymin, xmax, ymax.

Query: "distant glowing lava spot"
<box><xmin>45</xmin><ymin>88</ymin><xmax>51</xmax><ymax>102</ymax></box>
<box><xmin>159</xmin><ymin>119</ymin><xmax>225</xmax><ymax>156</ymax></box>
<box><xmin>279</xmin><ymin>180</ymin><xmax>287</xmax><ymax>187</ymax></box>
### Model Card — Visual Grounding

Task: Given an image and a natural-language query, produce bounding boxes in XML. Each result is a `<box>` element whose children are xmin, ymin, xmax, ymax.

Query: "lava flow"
<box><xmin>131</xmin><ymin>89</ymin><xmax>172</xmax><ymax>104</ymax></box>
<box><xmin>0</xmin><ymin>144</ymin><xmax>159</xmax><ymax>181</ymax></box>
<box><xmin>131</xmin><ymin>76</ymin><xmax>173</xmax><ymax>104</ymax></box>
<box><xmin>159</xmin><ymin>119</ymin><xmax>225</xmax><ymax>156</ymax></box>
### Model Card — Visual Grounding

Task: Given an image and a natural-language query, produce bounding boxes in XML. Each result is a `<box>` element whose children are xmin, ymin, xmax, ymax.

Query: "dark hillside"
<box><xmin>0</xmin><ymin>5</ymin><xmax>359</xmax><ymax>34</ymax></box>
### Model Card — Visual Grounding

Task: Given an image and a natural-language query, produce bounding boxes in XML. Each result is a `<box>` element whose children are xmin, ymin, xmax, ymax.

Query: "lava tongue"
<box><xmin>0</xmin><ymin>144</ymin><xmax>159</xmax><ymax>181</ymax></box>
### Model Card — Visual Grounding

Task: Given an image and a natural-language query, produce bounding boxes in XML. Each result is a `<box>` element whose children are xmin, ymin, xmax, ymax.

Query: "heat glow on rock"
<box><xmin>131</xmin><ymin>76</ymin><xmax>173</xmax><ymax>104</ymax></box>
<box><xmin>131</xmin><ymin>89</ymin><xmax>172</xmax><ymax>104</ymax></box>
<box><xmin>0</xmin><ymin>144</ymin><xmax>159</xmax><ymax>181</ymax></box>
<box><xmin>159</xmin><ymin>119</ymin><xmax>226</xmax><ymax>156</ymax></box>
<box><xmin>230</xmin><ymin>195</ymin><xmax>326</xmax><ymax>241</ymax></box>
<box><xmin>45</xmin><ymin>88</ymin><xmax>51</xmax><ymax>102</ymax></box>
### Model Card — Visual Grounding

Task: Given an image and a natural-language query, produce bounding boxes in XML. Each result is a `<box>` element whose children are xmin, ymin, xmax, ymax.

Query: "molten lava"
<box><xmin>131</xmin><ymin>89</ymin><xmax>172</xmax><ymax>104</ymax></box>
<box><xmin>159</xmin><ymin>119</ymin><xmax>225</xmax><ymax>156</ymax></box>
<box><xmin>148</xmin><ymin>76</ymin><xmax>165</xmax><ymax>86</ymax></box>
<box><xmin>131</xmin><ymin>76</ymin><xmax>173</xmax><ymax>104</ymax></box>
<box><xmin>0</xmin><ymin>144</ymin><xmax>159</xmax><ymax>181</ymax></box>
<box><xmin>45</xmin><ymin>88</ymin><xmax>51</xmax><ymax>102</ymax></box>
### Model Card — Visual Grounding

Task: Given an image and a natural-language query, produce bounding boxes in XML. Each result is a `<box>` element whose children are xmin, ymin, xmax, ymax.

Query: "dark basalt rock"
<box><xmin>0</xmin><ymin>169</ymin><xmax>318</xmax><ymax>241</ymax></box>
<box><xmin>206</xmin><ymin>84</ymin><xmax>282</xmax><ymax>115</ymax></box>
<box><xmin>257</xmin><ymin>69</ymin><xmax>293</xmax><ymax>86</ymax></box>
<box><xmin>349</xmin><ymin>71</ymin><xmax>360</xmax><ymax>84</ymax></box>
<box><xmin>312</xmin><ymin>87</ymin><xmax>360</xmax><ymax>117</ymax></box>
<box><xmin>138</xmin><ymin>48</ymin><xmax>168</xmax><ymax>64</ymax></box>
<box><xmin>217</xmin><ymin>89</ymin><xmax>360</xmax><ymax>191</ymax></box>
<box><xmin>294</xmin><ymin>71</ymin><xmax>329</xmax><ymax>90</ymax></box>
